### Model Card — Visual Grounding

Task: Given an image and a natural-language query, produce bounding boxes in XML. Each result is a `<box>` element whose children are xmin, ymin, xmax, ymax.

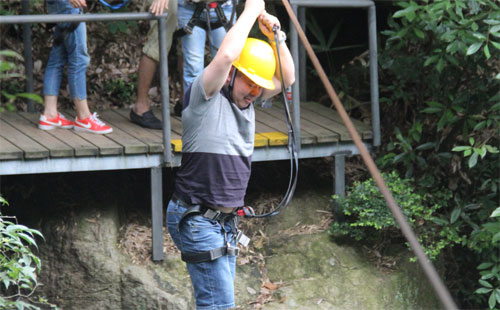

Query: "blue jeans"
<box><xmin>178</xmin><ymin>0</ymin><xmax>235</xmax><ymax>91</ymax></box>
<box><xmin>43</xmin><ymin>0</ymin><xmax>90</xmax><ymax>100</ymax></box>
<box><xmin>166</xmin><ymin>198</ymin><xmax>237</xmax><ymax>310</ymax></box>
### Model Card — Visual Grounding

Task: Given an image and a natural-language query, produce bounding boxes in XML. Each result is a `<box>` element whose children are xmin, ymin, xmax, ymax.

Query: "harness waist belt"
<box><xmin>181</xmin><ymin>245</ymin><xmax>239</xmax><ymax>263</ymax></box>
<box><xmin>173</xmin><ymin>192</ymin><xmax>240</xmax><ymax>263</ymax></box>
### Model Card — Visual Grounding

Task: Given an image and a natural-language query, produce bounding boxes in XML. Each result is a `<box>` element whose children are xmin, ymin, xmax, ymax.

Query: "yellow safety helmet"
<box><xmin>232</xmin><ymin>38</ymin><xmax>276</xmax><ymax>90</ymax></box>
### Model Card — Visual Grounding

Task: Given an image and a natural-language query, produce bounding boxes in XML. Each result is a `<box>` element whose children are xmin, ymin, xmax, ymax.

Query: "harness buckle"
<box><xmin>236</xmin><ymin>231</ymin><xmax>250</xmax><ymax>247</ymax></box>
<box><xmin>227</xmin><ymin>245</ymin><xmax>239</xmax><ymax>256</ymax></box>
<box><xmin>203</xmin><ymin>208</ymin><xmax>222</xmax><ymax>221</ymax></box>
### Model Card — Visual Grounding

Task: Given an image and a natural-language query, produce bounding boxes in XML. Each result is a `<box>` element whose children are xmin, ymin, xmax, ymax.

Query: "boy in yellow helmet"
<box><xmin>166</xmin><ymin>0</ymin><xmax>295</xmax><ymax>308</ymax></box>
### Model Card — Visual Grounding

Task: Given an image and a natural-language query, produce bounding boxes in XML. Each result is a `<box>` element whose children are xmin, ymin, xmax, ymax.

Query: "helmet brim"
<box><xmin>233</xmin><ymin>64</ymin><xmax>276</xmax><ymax>90</ymax></box>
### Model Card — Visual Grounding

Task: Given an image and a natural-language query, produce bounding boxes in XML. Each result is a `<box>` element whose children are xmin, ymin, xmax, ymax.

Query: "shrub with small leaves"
<box><xmin>0</xmin><ymin>196</ymin><xmax>57</xmax><ymax>310</ymax></box>
<box><xmin>329</xmin><ymin>171</ymin><xmax>461</xmax><ymax>261</ymax></box>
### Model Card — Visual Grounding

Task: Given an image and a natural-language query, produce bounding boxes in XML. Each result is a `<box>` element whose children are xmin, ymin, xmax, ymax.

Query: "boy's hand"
<box><xmin>258</xmin><ymin>11</ymin><xmax>281</xmax><ymax>41</ymax></box>
<box><xmin>69</xmin><ymin>0</ymin><xmax>87</xmax><ymax>9</ymax></box>
<box><xmin>150</xmin><ymin>0</ymin><xmax>169</xmax><ymax>16</ymax></box>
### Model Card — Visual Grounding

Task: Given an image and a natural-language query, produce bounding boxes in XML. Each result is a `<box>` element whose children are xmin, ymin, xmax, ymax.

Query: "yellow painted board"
<box><xmin>171</xmin><ymin>139</ymin><xmax>182</xmax><ymax>152</ymax></box>
<box><xmin>254</xmin><ymin>133</ymin><xmax>269</xmax><ymax>148</ymax></box>
<box><xmin>260</xmin><ymin>132</ymin><xmax>288</xmax><ymax>146</ymax></box>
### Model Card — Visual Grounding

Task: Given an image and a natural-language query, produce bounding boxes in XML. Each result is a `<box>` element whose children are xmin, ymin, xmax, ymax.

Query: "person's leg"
<box><xmin>134</xmin><ymin>54</ymin><xmax>157</xmax><ymax>115</ymax></box>
<box><xmin>62</xmin><ymin>21</ymin><xmax>111</xmax><ymax>134</ymax></box>
<box><xmin>42</xmin><ymin>44</ymin><xmax>65</xmax><ymax>120</ymax></box>
<box><xmin>131</xmin><ymin>0</ymin><xmax>177</xmax><ymax>127</ymax></box>
<box><xmin>65</xmin><ymin>21</ymin><xmax>91</xmax><ymax>119</ymax></box>
<box><xmin>42</xmin><ymin>96</ymin><xmax>59</xmax><ymax>119</ymax></box>
<box><xmin>178</xmin><ymin>0</ymin><xmax>206</xmax><ymax>92</ymax></box>
<box><xmin>166</xmin><ymin>199</ymin><xmax>237</xmax><ymax>309</ymax></box>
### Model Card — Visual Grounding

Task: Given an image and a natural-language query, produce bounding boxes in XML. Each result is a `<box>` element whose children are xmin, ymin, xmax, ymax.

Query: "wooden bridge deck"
<box><xmin>0</xmin><ymin>101</ymin><xmax>372</xmax><ymax>174</ymax></box>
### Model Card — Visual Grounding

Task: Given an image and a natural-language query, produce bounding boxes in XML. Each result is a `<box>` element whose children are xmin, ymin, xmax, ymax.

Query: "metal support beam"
<box><xmin>21</xmin><ymin>0</ymin><xmax>34</xmax><ymax>112</ymax></box>
<box><xmin>368</xmin><ymin>5</ymin><xmax>381</xmax><ymax>146</ymax></box>
<box><xmin>290</xmin><ymin>4</ymin><xmax>301</xmax><ymax>151</ymax></box>
<box><xmin>158</xmin><ymin>17</ymin><xmax>172</xmax><ymax>166</ymax></box>
<box><xmin>334</xmin><ymin>153</ymin><xmax>346</xmax><ymax>197</ymax></box>
<box><xmin>151</xmin><ymin>167</ymin><xmax>164</xmax><ymax>261</ymax></box>
<box><xmin>298</xmin><ymin>6</ymin><xmax>307</xmax><ymax>102</ymax></box>
<box><xmin>0</xmin><ymin>12</ymin><xmax>168</xmax><ymax>24</ymax></box>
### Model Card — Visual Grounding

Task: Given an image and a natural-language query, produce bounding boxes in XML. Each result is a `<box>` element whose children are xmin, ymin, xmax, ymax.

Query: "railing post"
<box><xmin>290</xmin><ymin>4</ymin><xmax>301</xmax><ymax>151</ymax></box>
<box><xmin>158</xmin><ymin>16</ymin><xmax>172</xmax><ymax>166</ymax></box>
<box><xmin>21</xmin><ymin>0</ymin><xmax>34</xmax><ymax>112</ymax></box>
<box><xmin>298</xmin><ymin>6</ymin><xmax>307</xmax><ymax>102</ymax></box>
<box><xmin>151</xmin><ymin>167</ymin><xmax>164</xmax><ymax>261</ymax></box>
<box><xmin>368</xmin><ymin>4</ymin><xmax>380</xmax><ymax>146</ymax></box>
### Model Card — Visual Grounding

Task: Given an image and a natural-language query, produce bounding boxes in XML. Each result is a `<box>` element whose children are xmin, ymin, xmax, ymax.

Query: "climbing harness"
<box><xmin>174</xmin><ymin>0</ymin><xmax>237</xmax><ymax>53</ymax></box>
<box><xmin>173</xmin><ymin>193</ymin><xmax>250</xmax><ymax>263</ymax></box>
<box><xmin>174</xmin><ymin>1</ymin><xmax>232</xmax><ymax>38</ymax></box>
<box><xmin>175</xmin><ymin>28</ymin><xmax>297</xmax><ymax>264</ymax></box>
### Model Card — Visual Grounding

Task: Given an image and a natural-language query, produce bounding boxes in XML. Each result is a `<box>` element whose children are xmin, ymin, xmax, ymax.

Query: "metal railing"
<box><xmin>289</xmin><ymin>0</ymin><xmax>381</xmax><ymax>147</ymax></box>
<box><xmin>0</xmin><ymin>9</ymin><xmax>173</xmax><ymax>165</ymax></box>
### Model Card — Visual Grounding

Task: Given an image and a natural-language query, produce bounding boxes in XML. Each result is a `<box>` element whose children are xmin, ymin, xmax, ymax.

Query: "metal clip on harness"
<box><xmin>177</xmin><ymin>204</ymin><xmax>242</xmax><ymax>263</ymax></box>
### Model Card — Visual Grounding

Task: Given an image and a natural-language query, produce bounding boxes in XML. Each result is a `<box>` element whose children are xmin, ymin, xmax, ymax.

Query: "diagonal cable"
<box><xmin>280</xmin><ymin>1</ymin><xmax>458</xmax><ymax>309</ymax></box>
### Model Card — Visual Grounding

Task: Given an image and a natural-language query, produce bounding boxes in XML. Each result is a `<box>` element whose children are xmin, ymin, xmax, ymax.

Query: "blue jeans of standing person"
<box><xmin>166</xmin><ymin>198</ymin><xmax>237</xmax><ymax>310</ymax></box>
<box><xmin>178</xmin><ymin>0</ymin><xmax>235</xmax><ymax>91</ymax></box>
<box><xmin>43</xmin><ymin>0</ymin><xmax>90</xmax><ymax>100</ymax></box>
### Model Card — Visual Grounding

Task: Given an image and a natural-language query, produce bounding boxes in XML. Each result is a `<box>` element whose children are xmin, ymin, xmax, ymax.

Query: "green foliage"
<box><xmin>0</xmin><ymin>196</ymin><xmax>57</xmax><ymax>310</ymax></box>
<box><xmin>103</xmin><ymin>74</ymin><xmax>137</xmax><ymax>103</ymax></box>
<box><xmin>307</xmin><ymin>14</ymin><xmax>364</xmax><ymax>80</ymax></box>
<box><xmin>0</xmin><ymin>50</ymin><xmax>43</xmax><ymax>112</ymax></box>
<box><xmin>374</xmin><ymin>0</ymin><xmax>500</xmax><ymax>308</ymax></box>
<box><xmin>329</xmin><ymin>171</ymin><xmax>461</xmax><ymax>261</ymax></box>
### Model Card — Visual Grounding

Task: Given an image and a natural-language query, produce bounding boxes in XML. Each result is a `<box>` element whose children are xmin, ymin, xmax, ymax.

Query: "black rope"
<box><xmin>246</xmin><ymin>27</ymin><xmax>299</xmax><ymax>218</ymax></box>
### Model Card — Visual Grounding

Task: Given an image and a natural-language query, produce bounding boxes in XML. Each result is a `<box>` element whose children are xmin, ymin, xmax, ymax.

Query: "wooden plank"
<box><xmin>293</xmin><ymin>106</ymin><xmax>352</xmax><ymax>141</ymax></box>
<box><xmin>1</xmin><ymin>112</ymin><xmax>73</xmax><ymax>158</ymax></box>
<box><xmin>19</xmin><ymin>112</ymin><xmax>98</xmax><ymax>157</ymax></box>
<box><xmin>255</xmin><ymin>108</ymin><xmax>316</xmax><ymax>145</ymax></box>
<box><xmin>260</xmin><ymin>132</ymin><xmax>288</xmax><ymax>146</ymax></box>
<box><xmin>301</xmin><ymin>101</ymin><xmax>372</xmax><ymax>139</ymax></box>
<box><xmin>97</xmin><ymin>110</ymin><xmax>163</xmax><ymax>154</ymax></box>
<box><xmin>85</xmin><ymin>111</ymin><xmax>148</xmax><ymax>155</ymax></box>
<box><xmin>265</xmin><ymin>105</ymin><xmax>340</xmax><ymax>143</ymax></box>
<box><xmin>0</xmin><ymin>135</ymin><xmax>23</xmax><ymax>160</ymax></box>
<box><xmin>62</xmin><ymin>110</ymin><xmax>123</xmax><ymax>156</ymax></box>
<box><xmin>253</xmin><ymin>115</ymin><xmax>288</xmax><ymax>145</ymax></box>
<box><xmin>0</xmin><ymin>117</ymin><xmax>48</xmax><ymax>159</ymax></box>
<box><xmin>114</xmin><ymin>108</ymin><xmax>182</xmax><ymax>152</ymax></box>
<box><xmin>254</xmin><ymin>133</ymin><xmax>268</xmax><ymax>148</ymax></box>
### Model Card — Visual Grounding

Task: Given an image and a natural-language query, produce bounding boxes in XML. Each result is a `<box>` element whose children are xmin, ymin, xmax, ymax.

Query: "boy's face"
<box><xmin>230</xmin><ymin>70</ymin><xmax>263</xmax><ymax>109</ymax></box>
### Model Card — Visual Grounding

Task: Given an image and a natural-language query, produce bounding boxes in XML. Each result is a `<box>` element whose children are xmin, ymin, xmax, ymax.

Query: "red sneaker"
<box><xmin>73</xmin><ymin>112</ymin><xmax>113</xmax><ymax>134</ymax></box>
<box><xmin>38</xmin><ymin>112</ymin><xmax>74</xmax><ymax>130</ymax></box>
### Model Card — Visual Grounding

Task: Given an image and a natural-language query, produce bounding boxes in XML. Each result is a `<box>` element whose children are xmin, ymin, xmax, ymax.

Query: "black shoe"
<box><xmin>130</xmin><ymin>109</ymin><xmax>162</xmax><ymax>129</ymax></box>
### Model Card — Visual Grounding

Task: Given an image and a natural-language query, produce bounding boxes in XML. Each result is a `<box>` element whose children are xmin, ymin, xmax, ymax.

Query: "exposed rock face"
<box><xmin>36</xmin><ymin>190</ymin><xmax>441</xmax><ymax>310</ymax></box>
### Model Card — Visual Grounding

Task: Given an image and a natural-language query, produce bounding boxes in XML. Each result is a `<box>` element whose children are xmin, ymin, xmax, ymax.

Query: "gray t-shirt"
<box><xmin>175</xmin><ymin>70</ymin><xmax>255</xmax><ymax>208</ymax></box>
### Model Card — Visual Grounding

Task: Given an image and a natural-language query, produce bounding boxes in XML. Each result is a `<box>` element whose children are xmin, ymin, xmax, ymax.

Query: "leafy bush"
<box><xmin>373</xmin><ymin>1</ymin><xmax>500</xmax><ymax>308</ymax></box>
<box><xmin>0</xmin><ymin>196</ymin><xmax>57</xmax><ymax>310</ymax></box>
<box><xmin>329</xmin><ymin>171</ymin><xmax>460</xmax><ymax>261</ymax></box>
<box><xmin>103</xmin><ymin>74</ymin><xmax>137</xmax><ymax>104</ymax></box>
<box><xmin>0</xmin><ymin>50</ymin><xmax>43</xmax><ymax>112</ymax></box>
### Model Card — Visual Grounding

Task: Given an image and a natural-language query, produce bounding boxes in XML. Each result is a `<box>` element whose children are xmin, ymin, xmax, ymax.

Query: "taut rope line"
<box><xmin>281</xmin><ymin>1</ymin><xmax>457</xmax><ymax>309</ymax></box>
